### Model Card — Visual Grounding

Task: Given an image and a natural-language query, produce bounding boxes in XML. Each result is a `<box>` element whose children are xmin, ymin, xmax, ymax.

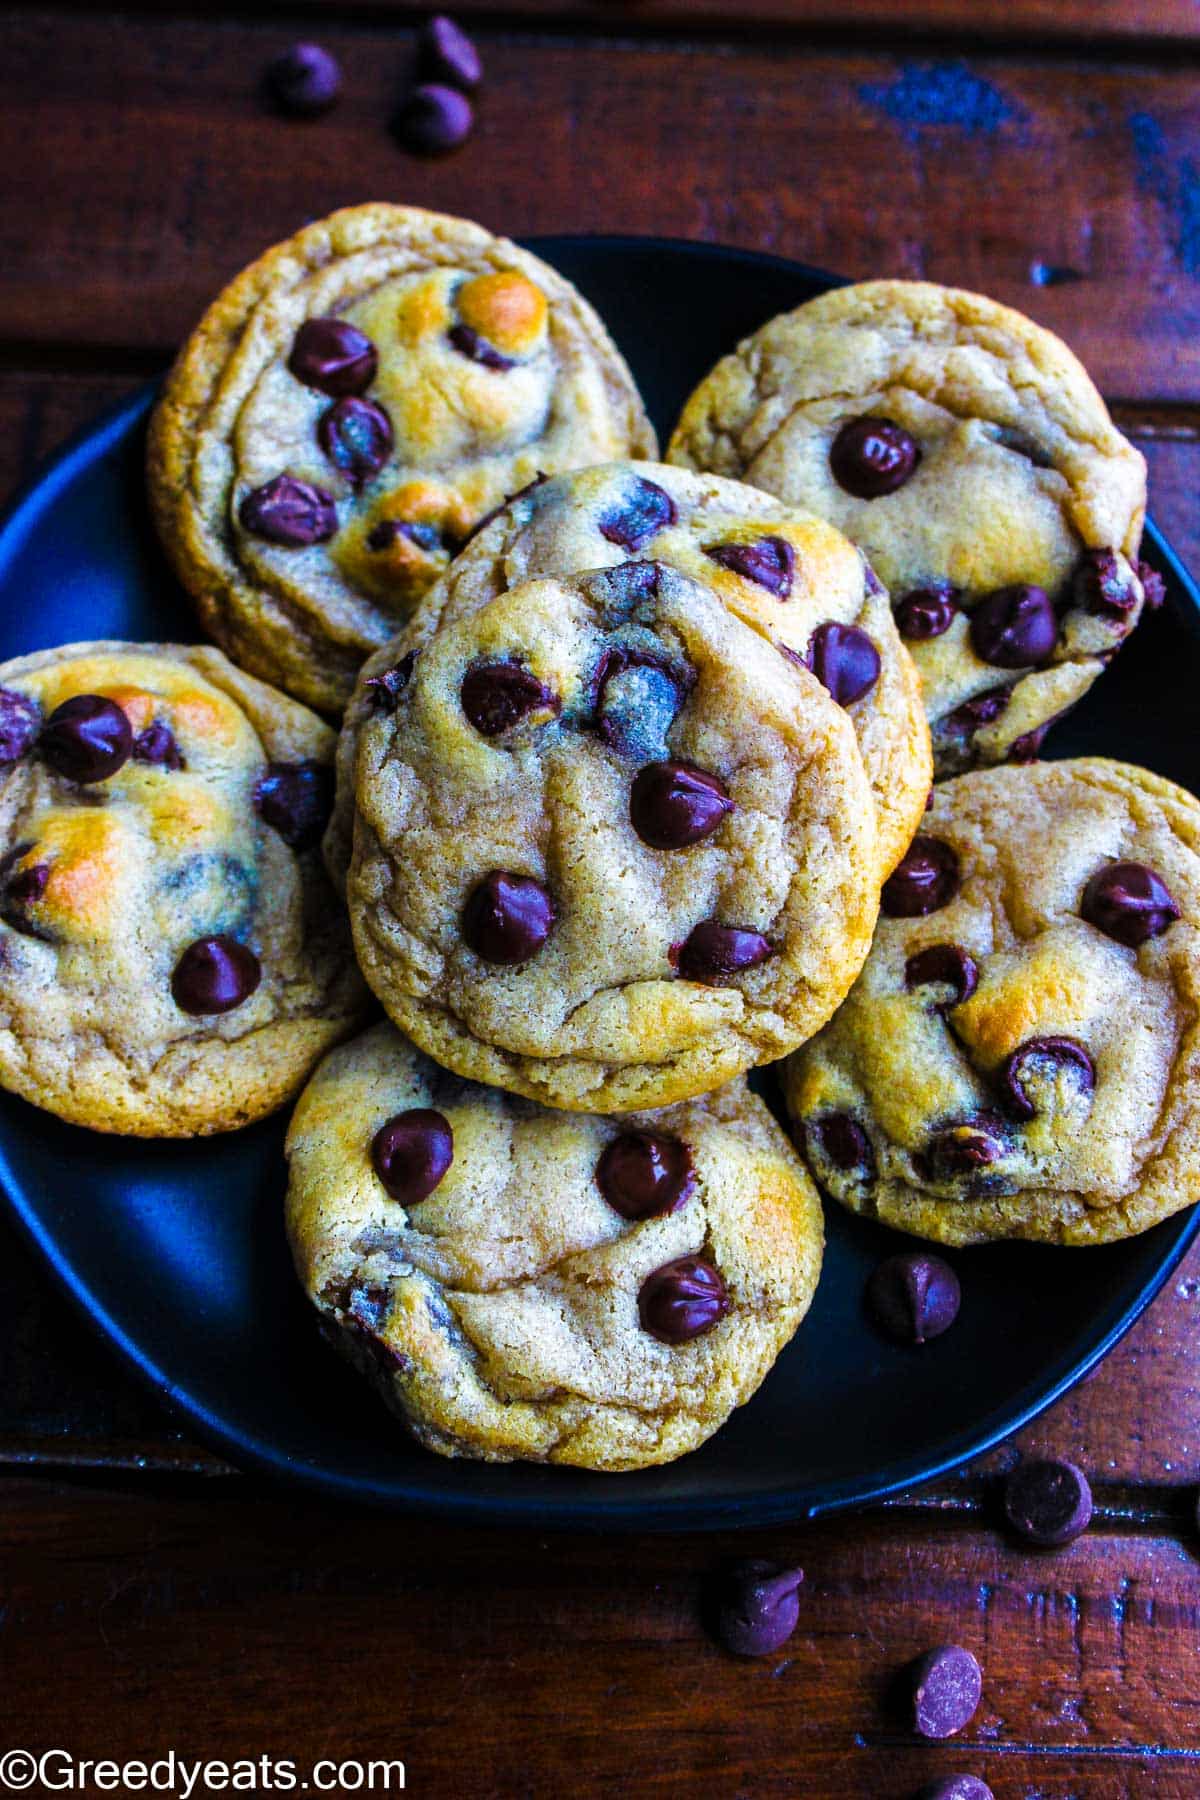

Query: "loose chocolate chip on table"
<box><xmin>708</xmin><ymin>1560</ymin><xmax>804</xmax><ymax>1658</ymax></box>
<box><xmin>365</xmin><ymin>652</ymin><xmax>416</xmax><ymax>712</ymax></box>
<box><xmin>371</xmin><ymin>1108</ymin><xmax>454</xmax><ymax>1205</ymax></box>
<box><xmin>969</xmin><ymin>583</ymin><xmax>1058</xmax><ymax>667</ymax></box>
<box><xmin>704</xmin><ymin>536</ymin><xmax>795</xmax><ymax>598</ymax></box>
<box><xmin>596</xmin><ymin>1130</ymin><xmax>696</xmax><ymax>1220</ymax></box>
<box><xmin>0</xmin><ymin>689</ymin><xmax>40</xmax><ymax>765</ymax></box>
<box><xmin>1137</xmin><ymin>558</ymin><xmax>1166</xmax><ymax>611</ymax></box>
<box><xmin>597</xmin><ymin>477</ymin><xmax>676</xmax><ymax>551</ymax></box>
<box><xmin>255</xmin><ymin>760</ymin><xmax>335</xmax><ymax>851</ymax></box>
<box><xmin>1003</xmin><ymin>1458</ymin><xmax>1093</xmax><ymax>1546</ymax></box>
<box><xmin>1081</xmin><ymin>860</ymin><xmax>1180</xmax><ymax>946</ymax></box>
<box><xmin>807</xmin><ymin>621</ymin><xmax>881</xmax><ymax>706</ymax></box>
<box><xmin>629</xmin><ymin>761</ymin><xmax>732</xmax><ymax>850</ymax></box>
<box><xmin>881</xmin><ymin>836</ymin><xmax>961</xmax><ymax>917</ymax></box>
<box><xmin>592</xmin><ymin>647</ymin><xmax>690</xmax><ymax>761</ymax></box>
<box><xmin>894</xmin><ymin>583</ymin><xmax>960</xmax><ymax>641</ymax></box>
<box><xmin>132</xmin><ymin>721</ymin><xmax>184</xmax><ymax>770</ymax></box>
<box><xmin>915</xmin><ymin>1778</ymin><xmax>994</xmax><ymax>1800</ymax></box>
<box><xmin>448</xmin><ymin>322</ymin><xmax>516</xmax><ymax>371</ymax></box>
<box><xmin>266</xmin><ymin>43</ymin><xmax>342</xmax><ymax>117</ymax></box>
<box><xmin>904</xmin><ymin>944</ymin><xmax>978</xmax><ymax>1008</ymax></box>
<box><xmin>1073</xmin><ymin>547</ymin><xmax>1139</xmax><ymax>619</ymax></box>
<box><xmin>421</xmin><ymin>15</ymin><xmax>483</xmax><ymax>90</ymax></box>
<box><xmin>806</xmin><ymin>1113</ymin><xmax>875</xmax><ymax>1179</ymax></box>
<box><xmin>40</xmin><ymin>694</ymin><xmax>132</xmax><ymax>784</ymax></box>
<box><xmin>461</xmin><ymin>661</ymin><xmax>559</xmax><ymax>737</ymax></box>
<box><xmin>462</xmin><ymin>871</ymin><xmax>555</xmax><ymax>964</ymax></box>
<box><xmin>395</xmin><ymin>84</ymin><xmax>475</xmax><ymax>156</ymax></box>
<box><xmin>867</xmin><ymin>1252</ymin><xmax>961</xmax><ymax>1345</ymax></box>
<box><xmin>288</xmin><ymin>318</ymin><xmax>377</xmax><ymax>396</ymax></box>
<box><xmin>638</xmin><ymin>1255</ymin><xmax>731</xmax><ymax>1344</ymax></box>
<box><xmin>317</xmin><ymin>397</ymin><xmax>393</xmax><ymax>486</ymax></box>
<box><xmin>999</xmin><ymin>1036</ymin><xmax>1095</xmax><ymax>1122</ymax></box>
<box><xmin>239</xmin><ymin>475</ymin><xmax>338</xmax><ymax>546</ymax></box>
<box><xmin>830</xmin><ymin>417</ymin><xmax>921</xmax><ymax>498</ymax></box>
<box><xmin>907</xmin><ymin>1645</ymin><xmax>983</xmax><ymax>1740</ymax></box>
<box><xmin>674</xmin><ymin>920</ymin><xmax>773</xmax><ymax>985</ymax></box>
<box><xmin>171</xmin><ymin>936</ymin><xmax>262</xmax><ymax>1015</ymax></box>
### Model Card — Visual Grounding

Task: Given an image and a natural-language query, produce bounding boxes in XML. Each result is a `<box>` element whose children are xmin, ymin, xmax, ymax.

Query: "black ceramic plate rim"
<box><xmin>1</xmin><ymin>237</ymin><xmax>1198</xmax><ymax>1531</ymax></box>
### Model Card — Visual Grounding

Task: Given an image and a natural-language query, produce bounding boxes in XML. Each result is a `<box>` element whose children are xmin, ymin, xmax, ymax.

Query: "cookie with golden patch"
<box><xmin>668</xmin><ymin>281</ymin><xmax>1151</xmax><ymax>776</ymax></box>
<box><xmin>785</xmin><ymin>758</ymin><xmax>1200</xmax><ymax>1245</ymax></box>
<box><xmin>286</xmin><ymin>1022</ymin><xmax>824</xmax><ymax>1470</ymax></box>
<box><xmin>148</xmin><ymin>203</ymin><xmax>656</xmax><ymax>712</ymax></box>
<box><xmin>0</xmin><ymin>641</ymin><xmax>366</xmax><ymax>1135</ymax></box>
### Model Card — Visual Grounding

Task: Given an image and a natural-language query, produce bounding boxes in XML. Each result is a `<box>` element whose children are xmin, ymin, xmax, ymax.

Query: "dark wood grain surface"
<box><xmin>4</xmin><ymin>5</ymin><xmax>1200</xmax><ymax>1793</ymax></box>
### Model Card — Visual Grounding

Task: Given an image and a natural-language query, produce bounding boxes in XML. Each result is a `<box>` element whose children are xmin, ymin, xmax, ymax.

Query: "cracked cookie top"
<box><xmin>148</xmin><ymin>203</ymin><xmax>656</xmax><ymax>713</ymax></box>
<box><xmin>667</xmin><ymin>280</ymin><xmax>1150</xmax><ymax>776</ymax></box>
<box><xmin>0</xmin><ymin>641</ymin><xmax>366</xmax><ymax>1135</ymax></box>
<box><xmin>285</xmin><ymin>1022</ymin><xmax>824</xmax><ymax>1469</ymax></box>
<box><xmin>785</xmin><ymin>758</ymin><xmax>1200</xmax><ymax>1245</ymax></box>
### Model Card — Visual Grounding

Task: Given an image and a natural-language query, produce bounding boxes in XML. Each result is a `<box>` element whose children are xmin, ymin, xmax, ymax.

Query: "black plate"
<box><xmin>1</xmin><ymin>239</ymin><xmax>1197</xmax><ymax>1530</ymax></box>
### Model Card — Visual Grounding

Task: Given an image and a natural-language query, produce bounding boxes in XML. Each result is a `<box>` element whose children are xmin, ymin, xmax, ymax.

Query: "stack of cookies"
<box><xmin>4</xmin><ymin>202</ymin><xmax>1196</xmax><ymax>1473</ymax></box>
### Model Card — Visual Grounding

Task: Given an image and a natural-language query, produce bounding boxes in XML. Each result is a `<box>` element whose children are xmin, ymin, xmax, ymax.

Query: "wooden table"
<box><xmin>4</xmin><ymin>4</ymin><xmax>1200</xmax><ymax>1793</ymax></box>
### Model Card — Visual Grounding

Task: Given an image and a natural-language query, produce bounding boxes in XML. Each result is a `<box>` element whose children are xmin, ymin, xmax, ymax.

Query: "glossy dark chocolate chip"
<box><xmin>171</xmin><ymin>936</ymin><xmax>261</xmax><ymax>1015</ymax></box>
<box><xmin>421</xmin><ymin>14</ymin><xmax>483</xmax><ymax>89</ymax></box>
<box><xmin>593</xmin><ymin>647</ymin><xmax>690</xmax><ymax>761</ymax></box>
<box><xmin>708</xmin><ymin>1560</ymin><xmax>804</xmax><ymax>1658</ymax></box>
<box><xmin>239</xmin><ymin>475</ymin><xmax>337</xmax><ymax>546</ymax></box>
<box><xmin>132</xmin><ymin>720</ymin><xmax>184</xmax><ymax>770</ymax></box>
<box><xmin>1137</xmin><ymin>558</ymin><xmax>1166</xmax><ymax>612</ymax></box>
<box><xmin>1000</xmin><ymin>1036</ymin><xmax>1095</xmax><ymax>1122</ymax></box>
<box><xmin>447</xmin><ymin>322</ymin><xmax>515</xmax><ymax>371</ymax></box>
<box><xmin>1003</xmin><ymin>1458</ymin><xmax>1093</xmax><ymax>1547</ymax></box>
<box><xmin>0</xmin><ymin>849</ymin><xmax>50</xmax><ymax>936</ymax></box>
<box><xmin>924</xmin><ymin>1118</ymin><xmax>1007</xmax><ymax>1179</ymax></box>
<box><xmin>638</xmin><ymin>1255</ymin><xmax>731</xmax><ymax>1344</ymax></box>
<box><xmin>371</xmin><ymin>1108</ymin><xmax>454</xmax><ymax>1205</ymax></box>
<box><xmin>807</xmin><ymin>1112</ymin><xmax>875</xmax><ymax>1179</ymax></box>
<box><xmin>674</xmin><ymin>921</ymin><xmax>773</xmax><ymax>985</ymax></box>
<box><xmin>461</xmin><ymin>871</ymin><xmax>555</xmax><ymax>964</ymax></box>
<box><xmin>461</xmin><ymin>661</ymin><xmax>559</xmax><ymax>737</ymax></box>
<box><xmin>881</xmin><ymin>836</ymin><xmax>960</xmax><ymax>917</ymax></box>
<box><xmin>40</xmin><ymin>694</ymin><xmax>132</xmax><ymax>784</ymax></box>
<box><xmin>904</xmin><ymin>943</ymin><xmax>978</xmax><ymax>1007</ymax></box>
<box><xmin>969</xmin><ymin>584</ymin><xmax>1057</xmax><ymax>667</ymax></box>
<box><xmin>266</xmin><ymin>42</ymin><xmax>342</xmax><ymax>116</ymax></box>
<box><xmin>1073</xmin><ymin>547</ymin><xmax>1138</xmax><ymax>619</ymax></box>
<box><xmin>867</xmin><ymin>1252</ymin><xmax>961</xmax><ymax>1345</ymax></box>
<box><xmin>288</xmin><ymin>317</ymin><xmax>377</xmax><ymax>396</ymax></box>
<box><xmin>395</xmin><ymin>83</ymin><xmax>474</xmax><ymax>155</ymax></box>
<box><xmin>704</xmin><ymin>536</ymin><xmax>795</xmax><ymax>599</ymax></box>
<box><xmin>830</xmin><ymin>416</ymin><xmax>920</xmax><ymax>498</ymax></box>
<box><xmin>1081</xmin><ymin>861</ymin><xmax>1179</xmax><ymax>947</ymax></box>
<box><xmin>317</xmin><ymin>396</ymin><xmax>393</xmax><ymax>486</ymax></box>
<box><xmin>916</xmin><ymin>1776</ymin><xmax>994</xmax><ymax>1800</ymax></box>
<box><xmin>364</xmin><ymin>651</ymin><xmax>416</xmax><ymax>712</ymax></box>
<box><xmin>597</xmin><ymin>478</ymin><xmax>676</xmax><ymax>551</ymax></box>
<box><xmin>255</xmin><ymin>760</ymin><xmax>335</xmax><ymax>850</ymax></box>
<box><xmin>907</xmin><ymin>1645</ymin><xmax>983</xmax><ymax>1740</ymax></box>
<box><xmin>894</xmin><ymin>583</ymin><xmax>960</xmax><ymax>641</ymax></box>
<box><xmin>367</xmin><ymin>519</ymin><xmax>443</xmax><ymax>554</ymax></box>
<box><xmin>629</xmin><ymin>761</ymin><xmax>732</xmax><ymax>850</ymax></box>
<box><xmin>596</xmin><ymin>1130</ymin><xmax>696</xmax><ymax>1220</ymax></box>
<box><xmin>0</xmin><ymin>688</ymin><xmax>40</xmax><ymax>765</ymax></box>
<box><xmin>807</xmin><ymin>621</ymin><xmax>881</xmax><ymax>706</ymax></box>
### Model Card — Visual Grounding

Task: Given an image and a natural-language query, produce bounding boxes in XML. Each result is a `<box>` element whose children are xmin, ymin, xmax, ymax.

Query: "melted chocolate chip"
<box><xmin>395</xmin><ymin>83</ymin><xmax>474</xmax><ymax>155</ymax></box>
<box><xmin>674</xmin><ymin>921</ymin><xmax>773</xmax><ymax>985</ymax></box>
<box><xmin>807</xmin><ymin>1113</ymin><xmax>875</xmax><ymax>1179</ymax></box>
<box><xmin>171</xmin><ymin>936</ymin><xmax>261</xmax><ymax>1014</ymax></box>
<box><xmin>1003</xmin><ymin>1458</ymin><xmax>1093</xmax><ymax>1547</ymax></box>
<box><xmin>881</xmin><ymin>836</ymin><xmax>961</xmax><ymax>917</ymax></box>
<box><xmin>807</xmin><ymin>621</ymin><xmax>881</xmax><ymax>706</ymax></box>
<box><xmin>0</xmin><ymin>689</ymin><xmax>40</xmax><ymax>765</ymax></box>
<box><xmin>907</xmin><ymin>1646</ymin><xmax>983</xmax><ymax>1740</ymax></box>
<box><xmin>1007</xmin><ymin>715</ymin><xmax>1058</xmax><ymax>763</ymax></box>
<box><xmin>708</xmin><ymin>1560</ymin><xmax>804</xmax><ymax>1658</ymax></box>
<box><xmin>904</xmin><ymin>943</ymin><xmax>978</xmax><ymax>1008</ymax></box>
<box><xmin>239</xmin><ymin>475</ymin><xmax>337</xmax><ymax>546</ymax></box>
<box><xmin>40</xmin><ymin>695</ymin><xmax>132</xmax><ymax>784</ymax></box>
<box><xmin>447</xmin><ymin>322</ymin><xmax>515</xmax><ymax>371</ymax></box>
<box><xmin>266</xmin><ymin>42</ymin><xmax>342</xmax><ymax>116</ymax></box>
<box><xmin>0</xmin><ymin>849</ymin><xmax>50</xmax><ymax>937</ymax></box>
<box><xmin>596</xmin><ymin>1130</ymin><xmax>696</xmax><ymax>1220</ymax></box>
<box><xmin>867</xmin><ymin>1252</ymin><xmax>961</xmax><ymax>1345</ymax></box>
<box><xmin>461</xmin><ymin>661</ymin><xmax>559</xmax><ymax>737</ymax></box>
<box><xmin>916</xmin><ymin>1780</ymin><xmax>994</xmax><ymax>1800</ymax></box>
<box><xmin>364</xmin><ymin>651</ymin><xmax>416</xmax><ymax>712</ymax></box>
<box><xmin>704</xmin><ymin>536</ymin><xmax>795</xmax><ymax>599</ymax></box>
<box><xmin>638</xmin><ymin>1255</ymin><xmax>731</xmax><ymax>1344</ymax></box>
<box><xmin>317</xmin><ymin>396</ymin><xmax>393</xmax><ymax>486</ymax></box>
<box><xmin>1081</xmin><ymin>861</ymin><xmax>1179</xmax><ymax>947</ymax></box>
<box><xmin>461</xmin><ymin>871</ymin><xmax>555</xmax><ymax>964</ymax></box>
<box><xmin>923</xmin><ymin>1117</ymin><xmax>1008</xmax><ymax>1180</ymax></box>
<box><xmin>969</xmin><ymin>584</ymin><xmax>1058</xmax><ymax>667</ymax></box>
<box><xmin>935</xmin><ymin>686</ymin><xmax>1012</xmax><ymax>773</ymax></box>
<box><xmin>421</xmin><ymin>15</ymin><xmax>483</xmax><ymax>90</ymax></box>
<box><xmin>629</xmin><ymin>761</ymin><xmax>732</xmax><ymax>850</ymax></box>
<box><xmin>132</xmin><ymin>721</ymin><xmax>184</xmax><ymax>770</ymax></box>
<box><xmin>592</xmin><ymin>647</ymin><xmax>690</xmax><ymax>761</ymax></box>
<box><xmin>255</xmin><ymin>760</ymin><xmax>335</xmax><ymax>850</ymax></box>
<box><xmin>830</xmin><ymin>417</ymin><xmax>920</xmax><ymax>498</ymax></box>
<box><xmin>288</xmin><ymin>318</ymin><xmax>377</xmax><ymax>396</ymax></box>
<box><xmin>367</xmin><ymin>519</ymin><xmax>443</xmax><ymax>555</ymax></box>
<box><xmin>1137</xmin><ymin>558</ymin><xmax>1166</xmax><ymax>612</ymax></box>
<box><xmin>1073</xmin><ymin>547</ymin><xmax>1138</xmax><ymax>619</ymax></box>
<box><xmin>597</xmin><ymin>478</ymin><xmax>676</xmax><ymax>552</ymax></box>
<box><xmin>894</xmin><ymin>583</ymin><xmax>960</xmax><ymax>641</ymax></box>
<box><xmin>371</xmin><ymin>1108</ymin><xmax>454</xmax><ymax>1204</ymax></box>
<box><xmin>1000</xmin><ymin>1036</ymin><xmax>1095</xmax><ymax>1122</ymax></box>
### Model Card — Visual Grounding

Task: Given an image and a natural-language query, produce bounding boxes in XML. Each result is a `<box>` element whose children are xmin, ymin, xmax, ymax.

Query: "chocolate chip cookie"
<box><xmin>785</xmin><ymin>757</ymin><xmax>1200</xmax><ymax>1245</ymax></box>
<box><xmin>667</xmin><ymin>281</ymin><xmax>1150</xmax><ymax>776</ymax></box>
<box><xmin>148</xmin><ymin>203</ymin><xmax>656</xmax><ymax>713</ymax></box>
<box><xmin>286</xmin><ymin>1022</ymin><xmax>824</xmax><ymax>1469</ymax></box>
<box><xmin>0</xmin><ymin>641</ymin><xmax>365</xmax><ymax>1135</ymax></box>
<box><xmin>345</xmin><ymin>557</ymin><xmax>880</xmax><ymax>1112</ymax></box>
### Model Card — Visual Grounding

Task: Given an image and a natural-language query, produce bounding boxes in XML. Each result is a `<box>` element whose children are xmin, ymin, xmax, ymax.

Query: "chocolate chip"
<box><xmin>806</xmin><ymin>1113</ymin><xmax>875</xmax><ymax>1178</ymax></box>
<box><xmin>1000</xmin><ymin>1036</ymin><xmax>1095</xmax><ymax>1122</ymax></box>
<box><xmin>1003</xmin><ymin>1458</ymin><xmax>1093</xmax><ymax>1546</ymax></box>
<box><xmin>629</xmin><ymin>761</ymin><xmax>732</xmax><ymax>850</ymax></box>
<box><xmin>447</xmin><ymin>323</ymin><xmax>515</xmax><ymax>372</ymax></box>
<box><xmin>288</xmin><ymin>318</ymin><xmax>377</xmax><ymax>397</ymax></box>
<box><xmin>396</xmin><ymin>84</ymin><xmax>474</xmax><ymax>156</ymax></box>
<box><xmin>0</xmin><ymin>689</ymin><xmax>40</xmax><ymax>765</ymax></box>
<box><xmin>0</xmin><ymin>849</ymin><xmax>50</xmax><ymax>937</ymax></box>
<box><xmin>365</xmin><ymin>651</ymin><xmax>416</xmax><ymax>712</ymax></box>
<box><xmin>807</xmin><ymin>622</ymin><xmax>881</xmax><ymax>706</ymax></box>
<box><xmin>867</xmin><ymin>1252</ymin><xmax>961</xmax><ymax>1345</ymax></box>
<box><xmin>830</xmin><ymin>417</ymin><xmax>920</xmax><ymax>498</ymax></box>
<box><xmin>708</xmin><ymin>1560</ymin><xmax>804</xmax><ymax>1658</ymax></box>
<box><xmin>461</xmin><ymin>661</ymin><xmax>559</xmax><ymax>737</ymax></box>
<box><xmin>638</xmin><ymin>1256</ymin><xmax>731</xmax><ymax>1344</ymax></box>
<box><xmin>969</xmin><ymin>584</ymin><xmax>1057</xmax><ymax>667</ymax></box>
<box><xmin>266</xmin><ymin>42</ymin><xmax>342</xmax><ymax>117</ymax></box>
<box><xmin>915</xmin><ymin>1776</ymin><xmax>994</xmax><ymax>1800</ymax></box>
<box><xmin>1007</xmin><ymin>717</ymin><xmax>1056</xmax><ymax>763</ymax></box>
<box><xmin>1073</xmin><ymin>547</ymin><xmax>1139</xmax><ymax>619</ymax></box>
<box><xmin>934</xmin><ymin>686</ymin><xmax>1012</xmax><ymax>772</ymax></box>
<box><xmin>598</xmin><ymin>478</ymin><xmax>676</xmax><ymax>551</ymax></box>
<box><xmin>1081</xmin><ymin>861</ymin><xmax>1179</xmax><ymax>947</ymax></box>
<box><xmin>132</xmin><ymin>721</ymin><xmax>184</xmax><ymax>770</ymax></box>
<box><xmin>317</xmin><ymin>397</ymin><xmax>393</xmax><ymax>487</ymax></box>
<box><xmin>421</xmin><ymin>15</ymin><xmax>483</xmax><ymax>90</ymax></box>
<box><xmin>895</xmin><ymin>583</ymin><xmax>960</xmax><ymax>641</ymax></box>
<box><xmin>674</xmin><ymin>921</ymin><xmax>773</xmax><ymax>984</ymax></box>
<box><xmin>371</xmin><ymin>1108</ymin><xmax>454</xmax><ymax>1205</ymax></box>
<box><xmin>171</xmin><ymin>936</ymin><xmax>261</xmax><ymax>1014</ymax></box>
<box><xmin>592</xmin><ymin>647</ymin><xmax>690</xmax><ymax>761</ymax></box>
<box><xmin>989</xmin><ymin>425</ymin><xmax>1054</xmax><ymax>468</ymax></box>
<box><xmin>596</xmin><ymin>1130</ymin><xmax>696</xmax><ymax>1220</ymax></box>
<box><xmin>40</xmin><ymin>695</ymin><xmax>132</xmax><ymax>784</ymax></box>
<box><xmin>881</xmin><ymin>836</ymin><xmax>960</xmax><ymax>917</ymax></box>
<box><xmin>461</xmin><ymin>871</ymin><xmax>555</xmax><ymax>964</ymax></box>
<box><xmin>346</xmin><ymin>1282</ymin><xmax>391</xmax><ymax>1333</ymax></box>
<box><xmin>862</xmin><ymin>560</ymin><xmax>885</xmax><ymax>596</ymax></box>
<box><xmin>907</xmin><ymin>1645</ymin><xmax>983</xmax><ymax>1740</ymax></box>
<box><xmin>255</xmin><ymin>760</ymin><xmax>335</xmax><ymax>850</ymax></box>
<box><xmin>923</xmin><ymin>1118</ymin><xmax>1008</xmax><ymax>1180</ymax></box>
<box><xmin>239</xmin><ymin>475</ymin><xmax>337</xmax><ymax>546</ymax></box>
<box><xmin>1137</xmin><ymin>558</ymin><xmax>1166</xmax><ymax>612</ymax></box>
<box><xmin>904</xmin><ymin>944</ymin><xmax>978</xmax><ymax>1008</ymax></box>
<box><xmin>367</xmin><ymin>520</ymin><xmax>443</xmax><ymax>555</ymax></box>
<box><xmin>583</xmin><ymin>560</ymin><xmax>663</xmax><ymax>618</ymax></box>
<box><xmin>704</xmin><ymin>536</ymin><xmax>795</xmax><ymax>599</ymax></box>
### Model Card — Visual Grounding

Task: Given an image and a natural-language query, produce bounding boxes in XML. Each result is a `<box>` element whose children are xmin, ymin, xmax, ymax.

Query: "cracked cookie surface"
<box><xmin>286</xmin><ymin>1022</ymin><xmax>824</xmax><ymax>1469</ymax></box>
<box><xmin>785</xmin><ymin>758</ymin><xmax>1200</xmax><ymax>1245</ymax></box>
<box><xmin>667</xmin><ymin>280</ymin><xmax>1149</xmax><ymax>776</ymax></box>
